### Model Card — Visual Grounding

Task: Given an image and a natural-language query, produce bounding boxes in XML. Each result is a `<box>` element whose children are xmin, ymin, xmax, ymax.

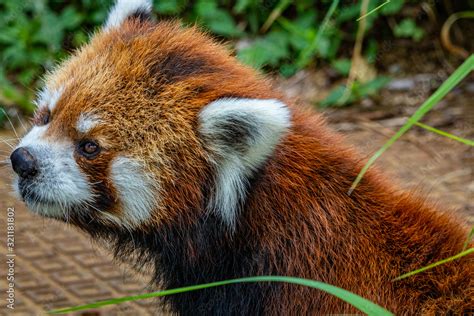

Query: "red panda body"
<box><xmin>9</xmin><ymin>1</ymin><xmax>472</xmax><ymax>314</ymax></box>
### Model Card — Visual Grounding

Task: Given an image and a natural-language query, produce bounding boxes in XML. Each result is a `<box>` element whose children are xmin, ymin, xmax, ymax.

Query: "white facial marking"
<box><xmin>110</xmin><ymin>156</ymin><xmax>157</xmax><ymax>226</ymax></box>
<box><xmin>15</xmin><ymin>125</ymin><xmax>93</xmax><ymax>218</ymax></box>
<box><xmin>77</xmin><ymin>113</ymin><xmax>101</xmax><ymax>134</ymax></box>
<box><xmin>104</xmin><ymin>0</ymin><xmax>152</xmax><ymax>30</ymax></box>
<box><xmin>199</xmin><ymin>98</ymin><xmax>291</xmax><ymax>228</ymax></box>
<box><xmin>35</xmin><ymin>86</ymin><xmax>64</xmax><ymax>110</ymax></box>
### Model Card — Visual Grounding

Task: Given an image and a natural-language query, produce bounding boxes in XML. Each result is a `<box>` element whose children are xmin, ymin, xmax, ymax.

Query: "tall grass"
<box><xmin>49</xmin><ymin>276</ymin><xmax>393</xmax><ymax>315</ymax></box>
<box><xmin>393</xmin><ymin>248</ymin><xmax>474</xmax><ymax>281</ymax></box>
<box><xmin>348</xmin><ymin>54</ymin><xmax>474</xmax><ymax>194</ymax></box>
<box><xmin>414</xmin><ymin>122</ymin><xmax>474</xmax><ymax>147</ymax></box>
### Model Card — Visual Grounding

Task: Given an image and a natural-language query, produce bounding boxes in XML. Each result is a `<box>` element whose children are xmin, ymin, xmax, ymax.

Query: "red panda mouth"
<box><xmin>19</xmin><ymin>184</ymin><xmax>69</xmax><ymax>219</ymax></box>
<box><xmin>18</xmin><ymin>180</ymin><xmax>52</xmax><ymax>205</ymax></box>
<box><xmin>17</xmin><ymin>178</ymin><xmax>88</xmax><ymax>220</ymax></box>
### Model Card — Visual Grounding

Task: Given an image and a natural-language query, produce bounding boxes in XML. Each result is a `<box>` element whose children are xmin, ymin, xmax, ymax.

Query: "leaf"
<box><xmin>381</xmin><ymin>0</ymin><xmax>404</xmax><ymax>15</ymax></box>
<box><xmin>195</xmin><ymin>0</ymin><xmax>242</xmax><ymax>37</ymax></box>
<box><xmin>337</xmin><ymin>3</ymin><xmax>361</xmax><ymax>22</ymax></box>
<box><xmin>195</xmin><ymin>0</ymin><xmax>217</xmax><ymax>18</ymax></box>
<box><xmin>320</xmin><ymin>76</ymin><xmax>390</xmax><ymax>108</ymax></box>
<box><xmin>320</xmin><ymin>85</ymin><xmax>351</xmax><ymax>107</ymax></box>
<box><xmin>60</xmin><ymin>6</ymin><xmax>83</xmax><ymax>30</ymax></box>
<box><xmin>0</xmin><ymin>27</ymin><xmax>17</xmax><ymax>44</ymax></box>
<box><xmin>205</xmin><ymin>9</ymin><xmax>242</xmax><ymax>37</ymax></box>
<box><xmin>18</xmin><ymin>68</ymin><xmax>39</xmax><ymax>86</ymax></box>
<box><xmin>394</xmin><ymin>18</ymin><xmax>425</xmax><ymax>42</ymax></box>
<box><xmin>356</xmin><ymin>76</ymin><xmax>391</xmax><ymax>97</ymax></box>
<box><xmin>296</xmin><ymin>0</ymin><xmax>340</xmax><ymax>69</ymax></box>
<box><xmin>365</xmin><ymin>39</ymin><xmax>378</xmax><ymax>64</ymax></box>
<box><xmin>331</xmin><ymin>58</ymin><xmax>352</xmax><ymax>76</ymax></box>
<box><xmin>237</xmin><ymin>31</ymin><xmax>290</xmax><ymax>68</ymax></box>
<box><xmin>234</xmin><ymin>0</ymin><xmax>252</xmax><ymax>14</ymax></box>
<box><xmin>155</xmin><ymin>0</ymin><xmax>183</xmax><ymax>15</ymax></box>
<box><xmin>316</xmin><ymin>34</ymin><xmax>332</xmax><ymax>58</ymax></box>
<box><xmin>278</xmin><ymin>17</ymin><xmax>315</xmax><ymax>51</ymax></box>
<box><xmin>279</xmin><ymin>63</ymin><xmax>298</xmax><ymax>78</ymax></box>
<box><xmin>34</xmin><ymin>11</ymin><xmax>65</xmax><ymax>50</ymax></box>
<box><xmin>293</xmin><ymin>11</ymin><xmax>317</xmax><ymax>29</ymax></box>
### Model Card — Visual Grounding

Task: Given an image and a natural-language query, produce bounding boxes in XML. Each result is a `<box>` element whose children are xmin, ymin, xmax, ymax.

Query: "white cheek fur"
<box><xmin>110</xmin><ymin>156</ymin><xmax>157</xmax><ymax>226</ymax></box>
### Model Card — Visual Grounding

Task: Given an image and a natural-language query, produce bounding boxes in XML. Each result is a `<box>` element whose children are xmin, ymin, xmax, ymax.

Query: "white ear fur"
<box><xmin>199</xmin><ymin>98</ymin><xmax>291</xmax><ymax>228</ymax></box>
<box><xmin>104</xmin><ymin>0</ymin><xmax>152</xmax><ymax>30</ymax></box>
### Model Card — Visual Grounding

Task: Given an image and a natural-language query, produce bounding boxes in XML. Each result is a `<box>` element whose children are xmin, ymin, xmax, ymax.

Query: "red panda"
<box><xmin>9</xmin><ymin>0</ymin><xmax>472</xmax><ymax>314</ymax></box>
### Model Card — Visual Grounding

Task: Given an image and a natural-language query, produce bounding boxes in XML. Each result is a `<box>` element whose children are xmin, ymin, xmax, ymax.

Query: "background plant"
<box><xmin>1</xmin><ymin>0</ymin><xmax>472</xmax><ymax>120</ymax></box>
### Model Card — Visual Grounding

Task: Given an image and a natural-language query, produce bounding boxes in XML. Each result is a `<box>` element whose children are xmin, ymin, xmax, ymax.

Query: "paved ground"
<box><xmin>0</xmin><ymin>81</ymin><xmax>472</xmax><ymax>315</ymax></box>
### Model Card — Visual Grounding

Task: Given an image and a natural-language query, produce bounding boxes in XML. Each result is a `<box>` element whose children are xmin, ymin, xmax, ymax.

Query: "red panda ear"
<box><xmin>104</xmin><ymin>0</ymin><xmax>153</xmax><ymax>30</ymax></box>
<box><xmin>198</xmin><ymin>98</ymin><xmax>291</xmax><ymax>227</ymax></box>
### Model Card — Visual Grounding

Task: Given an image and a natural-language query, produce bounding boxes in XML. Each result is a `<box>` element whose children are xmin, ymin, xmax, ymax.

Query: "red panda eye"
<box><xmin>42</xmin><ymin>112</ymin><xmax>50</xmax><ymax>125</ymax></box>
<box><xmin>78</xmin><ymin>140</ymin><xmax>100</xmax><ymax>159</ymax></box>
<box><xmin>34</xmin><ymin>108</ymin><xmax>51</xmax><ymax>126</ymax></box>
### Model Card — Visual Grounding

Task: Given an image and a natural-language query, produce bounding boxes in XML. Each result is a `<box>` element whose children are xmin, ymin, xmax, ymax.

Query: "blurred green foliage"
<box><xmin>0</xmin><ymin>0</ymin><xmax>430</xmax><ymax>115</ymax></box>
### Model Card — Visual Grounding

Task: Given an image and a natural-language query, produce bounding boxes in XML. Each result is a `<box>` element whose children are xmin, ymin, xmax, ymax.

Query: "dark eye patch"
<box><xmin>33</xmin><ymin>107</ymin><xmax>51</xmax><ymax>126</ymax></box>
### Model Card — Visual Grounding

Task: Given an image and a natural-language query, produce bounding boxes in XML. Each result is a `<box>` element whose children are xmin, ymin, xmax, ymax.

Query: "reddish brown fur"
<box><xmin>36</xmin><ymin>19</ymin><xmax>473</xmax><ymax>314</ymax></box>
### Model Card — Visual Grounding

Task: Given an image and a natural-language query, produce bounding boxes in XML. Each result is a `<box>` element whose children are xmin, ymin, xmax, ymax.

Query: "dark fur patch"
<box><xmin>129</xmin><ymin>9</ymin><xmax>152</xmax><ymax>24</ymax></box>
<box><xmin>74</xmin><ymin>151</ymin><xmax>119</xmax><ymax>215</ymax></box>
<box><xmin>92</xmin><ymin>181</ymin><xmax>116</xmax><ymax>211</ymax></box>
<box><xmin>211</xmin><ymin>114</ymin><xmax>259</xmax><ymax>154</ymax></box>
<box><xmin>151</xmin><ymin>52</ymin><xmax>216</xmax><ymax>83</ymax></box>
<box><xmin>78</xmin><ymin>211</ymin><xmax>277</xmax><ymax>315</ymax></box>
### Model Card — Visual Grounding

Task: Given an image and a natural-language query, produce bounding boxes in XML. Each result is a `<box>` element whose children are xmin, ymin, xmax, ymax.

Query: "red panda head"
<box><xmin>10</xmin><ymin>0</ymin><xmax>291</xmax><ymax>232</ymax></box>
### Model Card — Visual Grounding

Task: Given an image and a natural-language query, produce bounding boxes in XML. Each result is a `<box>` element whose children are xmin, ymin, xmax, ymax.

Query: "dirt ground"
<box><xmin>0</xmin><ymin>71</ymin><xmax>472</xmax><ymax>315</ymax></box>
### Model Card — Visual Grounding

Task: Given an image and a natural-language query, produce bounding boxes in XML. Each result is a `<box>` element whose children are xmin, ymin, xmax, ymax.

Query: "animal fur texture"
<box><xmin>10</xmin><ymin>0</ymin><xmax>473</xmax><ymax>314</ymax></box>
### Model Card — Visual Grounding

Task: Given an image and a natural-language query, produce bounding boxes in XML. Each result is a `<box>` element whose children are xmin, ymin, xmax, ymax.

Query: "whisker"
<box><xmin>0</xmin><ymin>138</ymin><xmax>20</xmax><ymax>142</ymax></box>
<box><xmin>0</xmin><ymin>139</ymin><xmax>14</xmax><ymax>149</ymax></box>
<box><xmin>15</xmin><ymin>111</ymin><xmax>29</xmax><ymax>133</ymax></box>
<box><xmin>0</xmin><ymin>107</ymin><xmax>20</xmax><ymax>139</ymax></box>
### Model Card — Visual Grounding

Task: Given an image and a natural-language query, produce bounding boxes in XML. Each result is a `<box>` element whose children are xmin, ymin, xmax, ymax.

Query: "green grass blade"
<box><xmin>48</xmin><ymin>276</ymin><xmax>393</xmax><ymax>315</ymax></box>
<box><xmin>357</xmin><ymin>0</ymin><xmax>391</xmax><ymax>21</ymax></box>
<box><xmin>415</xmin><ymin>122</ymin><xmax>474</xmax><ymax>146</ymax></box>
<box><xmin>464</xmin><ymin>226</ymin><xmax>474</xmax><ymax>250</ymax></box>
<box><xmin>296</xmin><ymin>0</ymin><xmax>340</xmax><ymax>69</ymax></box>
<box><xmin>348</xmin><ymin>54</ymin><xmax>474</xmax><ymax>195</ymax></box>
<box><xmin>260</xmin><ymin>0</ymin><xmax>292</xmax><ymax>33</ymax></box>
<box><xmin>393</xmin><ymin>248</ymin><xmax>474</xmax><ymax>281</ymax></box>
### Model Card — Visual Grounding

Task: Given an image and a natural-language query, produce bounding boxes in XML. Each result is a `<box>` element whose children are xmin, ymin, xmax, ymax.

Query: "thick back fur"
<box><xmin>13</xmin><ymin>1</ymin><xmax>472</xmax><ymax>315</ymax></box>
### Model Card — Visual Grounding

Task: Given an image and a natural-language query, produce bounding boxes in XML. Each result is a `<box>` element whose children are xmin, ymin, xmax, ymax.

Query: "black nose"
<box><xmin>10</xmin><ymin>147</ymin><xmax>38</xmax><ymax>179</ymax></box>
